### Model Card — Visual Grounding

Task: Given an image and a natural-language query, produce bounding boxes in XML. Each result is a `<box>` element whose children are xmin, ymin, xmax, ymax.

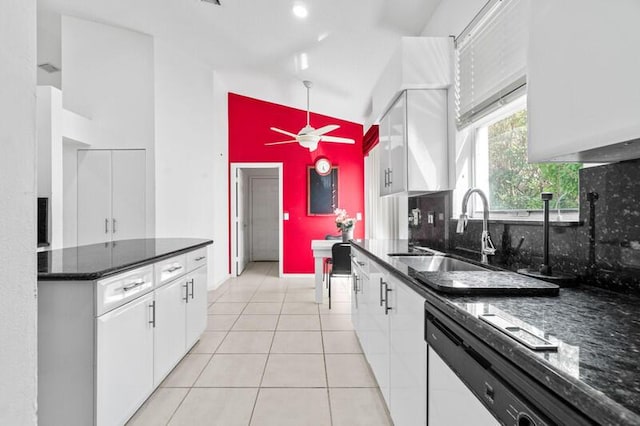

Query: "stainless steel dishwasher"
<box><xmin>425</xmin><ymin>305</ymin><xmax>592</xmax><ymax>426</ymax></box>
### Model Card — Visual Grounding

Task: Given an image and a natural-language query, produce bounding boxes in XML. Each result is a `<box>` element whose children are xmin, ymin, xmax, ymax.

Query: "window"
<box><xmin>472</xmin><ymin>99</ymin><xmax>581</xmax><ymax>215</ymax></box>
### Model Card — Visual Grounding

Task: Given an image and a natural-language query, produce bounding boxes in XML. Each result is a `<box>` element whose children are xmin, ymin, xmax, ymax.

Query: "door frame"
<box><xmin>230</xmin><ymin>162</ymin><xmax>283</xmax><ymax>277</ymax></box>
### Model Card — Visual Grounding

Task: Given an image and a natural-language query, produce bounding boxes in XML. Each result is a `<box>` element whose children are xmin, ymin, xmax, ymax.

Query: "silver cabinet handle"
<box><xmin>183</xmin><ymin>282</ymin><xmax>189</xmax><ymax>302</ymax></box>
<box><xmin>188</xmin><ymin>278</ymin><xmax>195</xmax><ymax>299</ymax></box>
<box><xmin>379</xmin><ymin>278</ymin><xmax>385</xmax><ymax>306</ymax></box>
<box><xmin>166</xmin><ymin>265</ymin><xmax>183</xmax><ymax>273</ymax></box>
<box><xmin>112</xmin><ymin>218</ymin><xmax>117</xmax><ymax>233</ymax></box>
<box><xmin>123</xmin><ymin>279</ymin><xmax>145</xmax><ymax>291</ymax></box>
<box><xmin>388</xmin><ymin>168</ymin><xmax>393</xmax><ymax>186</ymax></box>
<box><xmin>194</xmin><ymin>256</ymin><xmax>205</xmax><ymax>261</ymax></box>
<box><xmin>384</xmin><ymin>282</ymin><xmax>393</xmax><ymax>315</ymax></box>
<box><xmin>105</xmin><ymin>218</ymin><xmax>109</xmax><ymax>234</ymax></box>
<box><xmin>149</xmin><ymin>301</ymin><xmax>156</xmax><ymax>328</ymax></box>
<box><xmin>357</xmin><ymin>261</ymin><xmax>365</xmax><ymax>266</ymax></box>
<box><xmin>384</xmin><ymin>169</ymin><xmax>388</xmax><ymax>187</ymax></box>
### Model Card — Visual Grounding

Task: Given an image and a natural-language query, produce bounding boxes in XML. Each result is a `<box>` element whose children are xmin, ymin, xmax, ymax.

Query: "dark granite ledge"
<box><xmin>352</xmin><ymin>239</ymin><xmax>640</xmax><ymax>426</ymax></box>
<box><xmin>38</xmin><ymin>238</ymin><xmax>213</xmax><ymax>281</ymax></box>
<box><xmin>453</xmin><ymin>217</ymin><xmax>584</xmax><ymax>227</ymax></box>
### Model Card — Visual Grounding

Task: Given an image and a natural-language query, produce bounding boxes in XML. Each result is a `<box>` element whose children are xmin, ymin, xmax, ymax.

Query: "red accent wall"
<box><xmin>228</xmin><ymin>93</ymin><xmax>365</xmax><ymax>274</ymax></box>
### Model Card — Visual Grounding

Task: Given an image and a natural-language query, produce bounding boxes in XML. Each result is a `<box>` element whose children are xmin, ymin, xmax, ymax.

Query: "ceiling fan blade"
<box><xmin>270</xmin><ymin>127</ymin><xmax>299</xmax><ymax>138</ymax></box>
<box><xmin>321</xmin><ymin>135</ymin><xmax>355</xmax><ymax>144</ymax></box>
<box><xmin>265</xmin><ymin>140</ymin><xmax>299</xmax><ymax>146</ymax></box>
<box><xmin>310</xmin><ymin>124</ymin><xmax>339</xmax><ymax>136</ymax></box>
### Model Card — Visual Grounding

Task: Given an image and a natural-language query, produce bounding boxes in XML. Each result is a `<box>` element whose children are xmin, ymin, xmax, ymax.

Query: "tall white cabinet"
<box><xmin>77</xmin><ymin>149</ymin><xmax>146</xmax><ymax>245</ymax></box>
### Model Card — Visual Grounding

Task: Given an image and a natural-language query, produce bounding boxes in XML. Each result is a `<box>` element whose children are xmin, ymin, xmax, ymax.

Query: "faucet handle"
<box><xmin>482</xmin><ymin>231</ymin><xmax>497</xmax><ymax>255</ymax></box>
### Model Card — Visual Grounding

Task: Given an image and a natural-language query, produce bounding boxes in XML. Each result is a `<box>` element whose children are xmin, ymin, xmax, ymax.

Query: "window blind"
<box><xmin>455</xmin><ymin>0</ymin><xmax>529</xmax><ymax>128</ymax></box>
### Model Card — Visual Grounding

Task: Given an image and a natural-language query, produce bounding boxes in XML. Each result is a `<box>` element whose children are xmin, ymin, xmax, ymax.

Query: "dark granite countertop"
<box><xmin>38</xmin><ymin>238</ymin><xmax>213</xmax><ymax>281</ymax></box>
<box><xmin>352</xmin><ymin>239</ymin><xmax>640</xmax><ymax>426</ymax></box>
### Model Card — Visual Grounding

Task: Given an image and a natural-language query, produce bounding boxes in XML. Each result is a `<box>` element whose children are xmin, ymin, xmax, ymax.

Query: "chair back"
<box><xmin>331</xmin><ymin>243</ymin><xmax>352</xmax><ymax>275</ymax></box>
<box><xmin>325</xmin><ymin>234</ymin><xmax>342</xmax><ymax>240</ymax></box>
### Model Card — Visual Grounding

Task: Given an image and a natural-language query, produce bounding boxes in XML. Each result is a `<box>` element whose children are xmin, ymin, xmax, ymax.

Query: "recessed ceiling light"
<box><xmin>38</xmin><ymin>63</ymin><xmax>60</xmax><ymax>73</ymax></box>
<box><xmin>300</xmin><ymin>53</ymin><xmax>309</xmax><ymax>70</ymax></box>
<box><xmin>292</xmin><ymin>3</ymin><xmax>308</xmax><ymax>19</ymax></box>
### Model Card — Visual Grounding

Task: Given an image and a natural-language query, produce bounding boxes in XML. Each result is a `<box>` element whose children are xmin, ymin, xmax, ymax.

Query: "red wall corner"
<box><xmin>228</xmin><ymin>93</ymin><xmax>365</xmax><ymax>274</ymax></box>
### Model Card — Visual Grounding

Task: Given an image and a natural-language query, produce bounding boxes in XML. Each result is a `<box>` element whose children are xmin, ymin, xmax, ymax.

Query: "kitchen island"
<box><xmin>38</xmin><ymin>238</ymin><xmax>212</xmax><ymax>426</ymax></box>
<box><xmin>352</xmin><ymin>239</ymin><xmax>640</xmax><ymax>426</ymax></box>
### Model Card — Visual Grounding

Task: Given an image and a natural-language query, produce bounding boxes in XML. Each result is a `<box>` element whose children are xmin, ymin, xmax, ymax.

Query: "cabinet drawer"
<box><xmin>155</xmin><ymin>254</ymin><xmax>187</xmax><ymax>287</ymax></box>
<box><xmin>351</xmin><ymin>249</ymin><xmax>370</xmax><ymax>277</ymax></box>
<box><xmin>187</xmin><ymin>247</ymin><xmax>207</xmax><ymax>271</ymax></box>
<box><xmin>97</xmin><ymin>266</ymin><xmax>154</xmax><ymax>316</ymax></box>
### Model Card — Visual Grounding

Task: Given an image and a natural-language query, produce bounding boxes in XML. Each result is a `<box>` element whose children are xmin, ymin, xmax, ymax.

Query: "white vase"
<box><xmin>341</xmin><ymin>226</ymin><xmax>354</xmax><ymax>242</ymax></box>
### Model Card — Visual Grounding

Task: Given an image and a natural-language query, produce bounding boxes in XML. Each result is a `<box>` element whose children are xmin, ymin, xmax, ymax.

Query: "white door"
<box><xmin>111</xmin><ymin>150</ymin><xmax>146</xmax><ymax>241</ymax></box>
<box><xmin>185</xmin><ymin>266</ymin><xmax>208</xmax><ymax>349</ymax></box>
<box><xmin>235</xmin><ymin>168</ymin><xmax>249</xmax><ymax>275</ymax></box>
<box><xmin>77</xmin><ymin>150</ymin><xmax>111</xmax><ymax>246</ymax></box>
<box><xmin>250</xmin><ymin>177</ymin><xmax>279</xmax><ymax>261</ymax></box>
<box><xmin>153</xmin><ymin>279</ymin><xmax>187</xmax><ymax>385</ymax></box>
<box><xmin>96</xmin><ymin>293</ymin><xmax>154</xmax><ymax>426</ymax></box>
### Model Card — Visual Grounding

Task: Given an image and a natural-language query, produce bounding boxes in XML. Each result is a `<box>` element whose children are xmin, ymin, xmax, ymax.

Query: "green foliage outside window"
<box><xmin>487</xmin><ymin>110</ymin><xmax>580</xmax><ymax>210</ymax></box>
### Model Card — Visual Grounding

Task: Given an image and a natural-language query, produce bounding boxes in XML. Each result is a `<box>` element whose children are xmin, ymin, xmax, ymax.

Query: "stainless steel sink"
<box><xmin>393</xmin><ymin>256</ymin><xmax>488</xmax><ymax>272</ymax></box>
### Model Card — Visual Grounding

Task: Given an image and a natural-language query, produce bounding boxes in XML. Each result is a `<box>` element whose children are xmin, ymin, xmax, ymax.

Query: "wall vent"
<box><xmin>38</xmin><ymin>63</ymin><xmax>61</xmax><ymax>73</ymax></box>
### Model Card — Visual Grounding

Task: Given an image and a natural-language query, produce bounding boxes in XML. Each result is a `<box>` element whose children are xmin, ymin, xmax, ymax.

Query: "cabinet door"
<box><xmin>428</xmin><ymin>347</ymin><xmax>499</xmax><ymax>426</ymax></box>
<box><xmin>185</xmin><ymin>266</ymin><xmax>208</xmax><ymax>349</ymax></box>
<box><xmin>111</xmin><ymin>150</ymin><xmax>146</xmax><ymax>241</ymax></box>
<box><xmin>363</xmin><ymin>272</ymin><xmax>390</xmax><ymax>404</ymax></box>
<box><xmin>96</xmin><ymin>293</ymin><xmax>154</xmax><ymax>426</ymax></box>
<box><xmin>406</xmin><ymin>90</ymin><xmax>449</xmax><ymax>192</ymax></box>
<box><xmin>388</xmin><ymin>91</ymin><xmax>407</xmax><ymax>195</ymax></box>
<box><xmin>154</xmin><ymin>279</ymin><xmax>187</xmax><ymax>385</ymax></box>
<box><xmin>77</xmin><ymin>150</ymin><xmax>111</xmax><ymax>246</ymax></box>
<box><xmin>388</xmin><ymin>277</ymin><xmax>427</xmax><ymax>426</ymax></box>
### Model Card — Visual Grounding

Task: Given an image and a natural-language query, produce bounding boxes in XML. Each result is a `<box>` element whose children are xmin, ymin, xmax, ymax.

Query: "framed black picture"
<box><xmin>307</xmin><ymin>166</ymin><xmax>338</xmax><ymax>215</ymax></box>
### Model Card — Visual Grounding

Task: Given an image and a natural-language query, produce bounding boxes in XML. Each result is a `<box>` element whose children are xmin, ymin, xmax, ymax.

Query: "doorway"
<box><xmin>230</xmin><ymin>163</ymin><xmax>283</xmax><ymax>277</ymax></box>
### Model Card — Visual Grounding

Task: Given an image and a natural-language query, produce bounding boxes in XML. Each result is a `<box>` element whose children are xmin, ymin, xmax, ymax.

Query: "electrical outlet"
<box><xmin>427</xmin><ymin>211</ymin><xmax>435</xmax><ymax>225</ymax></box>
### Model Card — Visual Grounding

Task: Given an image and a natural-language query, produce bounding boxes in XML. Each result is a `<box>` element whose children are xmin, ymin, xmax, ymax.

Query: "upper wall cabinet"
<box><xmin>372</xmin><ymin>37</ymin><xmax>453</xmax><ymax>124</ymax></box>
<box><xmin>379</xmin><ymin>90</ymin><xmax>450</xmax><ymax>197</ymax></box>
<box><xmin>527</xmin><ymin>0</ymin><xmax>640</xmax><ymax>162</ymax></box>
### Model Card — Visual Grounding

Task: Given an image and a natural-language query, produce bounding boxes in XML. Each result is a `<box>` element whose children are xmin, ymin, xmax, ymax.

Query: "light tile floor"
<box><xmin>128</xmin><ymin>262</ymin><xmax>392</xmax><ymax>426</ymax></box>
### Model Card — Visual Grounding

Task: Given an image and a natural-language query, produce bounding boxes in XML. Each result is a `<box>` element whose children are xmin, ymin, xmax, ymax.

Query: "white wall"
<box><xmin>37</xmin><ymin>86</ymin><xmax>64</xmax><ymax>248</ymax></box>
<box><xmin>211</xmin><ymin>70</ymin><xmax>231</xmax><ymax>287</ymax></box>
<box><xmin>61</xmin><ymin>16</ymin><xmax>156</xmax><ymax>245</ymax></box>
<box><xmin>154</xmin><ymin>41</ymin><xmax>227</xmax><ymax>288</ymax></box>
<box><xmin>0</xmin><ymin>0</ymin><xmax>37</xmax><ymax>424</ymax></box>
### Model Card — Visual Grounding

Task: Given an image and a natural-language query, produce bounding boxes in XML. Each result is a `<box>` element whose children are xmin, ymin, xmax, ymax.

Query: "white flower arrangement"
<box><xmin>334</xmin><ymin>208</ymin><xmax>356</xmax><ymax>231</ymax></box>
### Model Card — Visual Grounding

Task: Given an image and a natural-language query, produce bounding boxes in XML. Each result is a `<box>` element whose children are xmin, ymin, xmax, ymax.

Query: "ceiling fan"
<box><xmin>265</xmin><ymin>80</ymin><xmax>355</xmax><ymax>152</ymax></box>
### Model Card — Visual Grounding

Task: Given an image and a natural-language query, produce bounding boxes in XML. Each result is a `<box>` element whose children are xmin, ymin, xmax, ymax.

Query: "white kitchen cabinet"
<box><xmin>154</xmin><ymin>250</ymin><xmax>208</xmax><ymax>384</ymax></box>
<box><xmin>362</xmin><ymin>271</ymin><xmax>390</xmax><ymax>404</ymax></box>
<box><xmin>378</xmin><ymin>89</ymin><xmax>449</xmax><ymax>197</ymax></box>
<box><xmin>351</xmin><ymin>248</ymin><xmax>426</xmax><ymax>423</ymax></box>
<box><xmin>428</xmin><ymin>346</ymin><xmax>499</xmax><ymax>426</ymax></box>
<box><xmin>153</xmin><ymin>278</ymin><xmax>188</xmax><ymax>384</ymax></box>
<box><xmin>96</xmin><ymin>292</ymin><xmax>154</xmax><ymax>426</ymax></box>
<box><xmin>185</xmin><ymin>265</ymin><xmax>208</xmax><ymax>348</ymax></box>
<box><xmin>77</xmin><ymin>149</ymin><xmax>145</xmax><ymax>245</ymax></box>
<box><xmin>388</xmin><ymin>273</ymin><xmax>427</xmax><ymax>426</ymax></box>
<box><xmin>527</xmin><ymin>0</ymin><xmax>640</xmax><ymax>162</ymax></box>
<box><xmin>38</xmin><ymin>243</ymin><xmax>209</xmax><ymax>426</ymax></box>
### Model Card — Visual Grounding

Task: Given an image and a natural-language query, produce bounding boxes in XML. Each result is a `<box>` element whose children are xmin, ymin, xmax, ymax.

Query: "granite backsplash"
<box><xmin>409</xmin><ymin>159</ymin><xmax>640</xmax><ymax>294</ymax></box>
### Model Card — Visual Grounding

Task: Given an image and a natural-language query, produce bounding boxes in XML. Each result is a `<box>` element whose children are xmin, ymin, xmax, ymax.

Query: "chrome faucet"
<box><xmin>456</xmin><ymin>188</ymin><xmax>496</xmax><ymax>264</ymax></box>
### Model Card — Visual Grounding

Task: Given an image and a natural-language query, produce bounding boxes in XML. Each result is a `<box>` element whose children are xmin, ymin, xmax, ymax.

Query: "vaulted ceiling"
<box><xmin>37</xmin><ymin>0</ymin><xmax>441</xmax><ymax>124</ymax></box>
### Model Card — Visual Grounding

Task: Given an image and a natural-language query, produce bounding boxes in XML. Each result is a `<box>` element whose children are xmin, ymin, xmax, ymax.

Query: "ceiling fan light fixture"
<box><xmin>292</xmin><ymin>3</ymin><xmax>308</xmax><ymax>19</ymax></box>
